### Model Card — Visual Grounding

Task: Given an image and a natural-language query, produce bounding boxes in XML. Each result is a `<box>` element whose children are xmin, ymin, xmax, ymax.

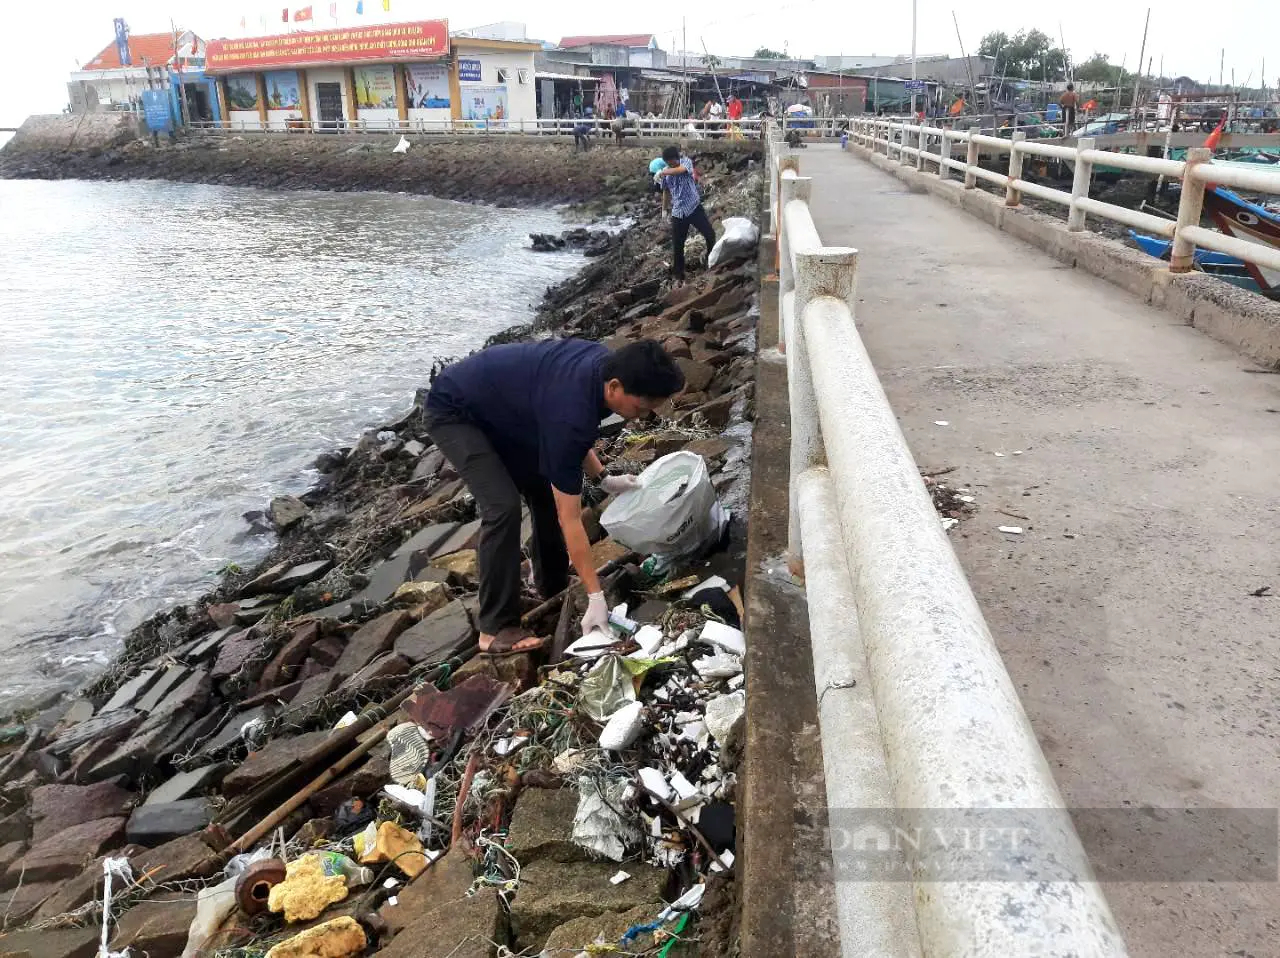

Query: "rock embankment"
<box><xmin>0</xmin><ymin>143</ymin><xmax>762</xmax><ymax>958</ymax></box>
<box><xmin>0</xmin><ymin>131</ymin><xmax>753</xmax><ymax>210</ymax></box>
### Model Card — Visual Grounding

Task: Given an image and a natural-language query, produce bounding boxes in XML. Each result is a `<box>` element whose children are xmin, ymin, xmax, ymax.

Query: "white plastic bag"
<box><xmin>708</xmin><ymin>217</ymin><xmax>760</xmax><ymax>267</ymax></box>
<box><xmin>601</xmin><ymin>452</ymin><xmax>722</xmax><ymax>559</ymax></box>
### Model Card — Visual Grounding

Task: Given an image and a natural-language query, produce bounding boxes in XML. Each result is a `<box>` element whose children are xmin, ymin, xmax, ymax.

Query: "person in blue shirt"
<box><xmin>424</xmin><ymin>339</ymin><xmax>685</xmax><ymax>655</ymax></box>
<box><xmin>655</xmin><ymin>145</ymin><xmax>717</xmax><ymax>283</ymax></box>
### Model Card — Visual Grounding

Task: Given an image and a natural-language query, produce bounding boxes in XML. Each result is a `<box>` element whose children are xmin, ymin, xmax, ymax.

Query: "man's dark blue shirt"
<box><xmin>426</xmin><ymin>338</ymin><xmax>609</xmax><ymax>495</ymax></box>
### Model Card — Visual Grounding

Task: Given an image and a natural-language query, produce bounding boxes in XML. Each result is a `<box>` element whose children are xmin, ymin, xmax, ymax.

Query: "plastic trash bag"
<box><xmin>602</xmin><ymin>452</ymin><xmax>725</xmax><ymax>560</ymax></box>
<box><xmin>707</xmin><ymin>217</ymin><xmax>759</xmax><ymax>267</ymax></box>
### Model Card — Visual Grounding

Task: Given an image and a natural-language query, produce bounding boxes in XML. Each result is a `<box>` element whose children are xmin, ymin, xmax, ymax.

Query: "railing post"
<box><xmin>939</xmin><ymin>128</ymin><xmax>952</xmax><ymax>180</ymax></box>
<box><xmin>1067</xmin><ymin>136</ymin><xmax>1096</xmax><ymax>231</ymax></box>
<box><xmin>1005</xmin><ymin>131</ymin><xmax>1026</xmax><ymax>206</ymax></box>
<box><xmin>916</xmin><ymin>126</ymin><xmax>926</xmax><ymax>170</ymax></box>
<box><xmin>964</xmin><ymin>135</ymin><xmax>979</xmax><ymax>189</ymax></box>
<box><xmin>788</xmin><ymin>246</ymin><xmax>858</xmax><ymax>564</ymax></box>
<box><xmin>900</xmin><ymin>124</ymin><xmax>912</xmax><ymax>166</ymax></box>
<box><xmin>1171</xmin><ymin>147</ymin><xmax>1212</xmax><ymax>272</ymax></box>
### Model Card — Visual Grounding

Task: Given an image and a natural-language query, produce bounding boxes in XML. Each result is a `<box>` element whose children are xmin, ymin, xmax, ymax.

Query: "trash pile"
<box><xmin>0</xmin><ymin>192</ymin><xmax>760</xmax><ymax>957</ymax></box>
<box><xmin>923</xmin><ymin>469</ymin><xmax>977</xmax><ymax>532</ymax></box>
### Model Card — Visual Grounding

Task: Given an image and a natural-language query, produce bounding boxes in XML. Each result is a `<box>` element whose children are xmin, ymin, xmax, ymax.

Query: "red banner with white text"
<box><xmin>207</xmin><ymin>19</ymin><xmax>448</xmax><ymax>72</ymax></box>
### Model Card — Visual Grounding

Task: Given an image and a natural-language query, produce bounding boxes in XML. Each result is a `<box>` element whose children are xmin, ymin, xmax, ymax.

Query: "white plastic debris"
<box><xmin>682</xmin><ymin>576</ymin><xmax>730</xmax><ymax>600</ymax></box>
<box><xmin>392</xmin><ymin>135</ymin><xmax>410</xmax><ymax>153</ymax></box>
<box><xmin>98</xmin><ymin>857</ymin><xmax>134</xmax><ymax>958</ymax></box>
<box><xmin>386</xmin><ymin>895</ymin><xmax>399</xmax><ymax>907</ymax></box>
<box><xmin>494</xmin><ymin>732</ymin><xmax>531</xmax><ymax>756</ymax></box>
<box><xmin>598</xmin><ymin>700</ymin><xmax>644</xmax><ymax>750</ymax></box>
<box><xmin>728</xmin><ymin>674</ymin><xmax>745</xmax><ymax>690</ymax></box>
<box><xmin>941</xmin><ymin>517</ymin><xmax>959</xmax><ymax>531</ymax></box>
<box><xmin>610</xmin><ymin>870</ymin><xmax>631</xmax><ymax>885</ymax></box>
<box><xmin>698</xmin><ymin>621</ymin><xmax>746</xmax><ymax>656</ymax></box>
<box><xmin>382</xmin><ymin>878</ymin><xmax>400</xmax><ymax>890</ymax></box>
<box><xmin>639</xmin><ymin>767</ymin><xmax>673</xmax><ymax>801</ymax></box>
<box><xmin>692</xmin><ymin>650</ymin><xmax>742</xmax><ymax>679</ymax></box>
<box><xmin>994</xmin><ymin>452</ymin><xmax>1005</xmax><ymax>457</ymax></box>
<box><xmin>632</xmin><ymin>625</ymin><xmax>665</xmax><ymax>656</ymax></box>
<box><xmin>659</xmin><ymin>883</ymin><xmax>707</xmax><ymax>921</ymax></box>
<box><xmin>332</xmin><ymin>711</ymin><xmax>358</xmax><ymax>730</ymax></box>
<box><xmin>705</xmin><ymin>690</ymin><xmax>747</xmax><ymax>750</ymax></box>
<box><xmin>998</xmin><ymin>526</ymin><xmax>1024</xmax><ymax>534</ymax></box>
<box><xmin>710</xmin><ymin>850</ymin><xmax>736</xmax><ymax>873</ymax></box>
<box><xmin>707</xmin><ymin>216</ymin><xmax>759</xmax><ymax>268</ymax></box>
<box><xmin>680</xmin><ymin>720</ymin><xmax>708</xmax><ymax>744</ymax></box>
<box><xmin>383</xmin><ymin>782</ymin><xmax>436</xmax><ymax>819</ymax></box>
<box><xmin>669</xmin><ymin>771</ymin><xmax>700</xmax><ymax>802</ymax></box>
<box><xmin>564</xmin><ymin>628</ymin><xmax>617</xmax><ymax>659</ymax></box>
<box><xmin>573</xmin><ymin>775</ymin><xmax>641</xmax><ymax>861</ymax></box>
<box><xmin>934</xmin><ymin>420</ymin><xmax>950</xmax><ymax>426</ymax></box>
<box><xmin>181</xmin><ymin>877</ymin><xmax>237</xmax><ymax>958</ymax></box>
<box><xmin>1013</xmin><ymin>450</ymin><xmax>1024</xmax><ymax>456</ymax></box>
<box><xmin>958</xmin><ymin>495</ymin><xmax>976</xmax><ymax>503</ymax></box>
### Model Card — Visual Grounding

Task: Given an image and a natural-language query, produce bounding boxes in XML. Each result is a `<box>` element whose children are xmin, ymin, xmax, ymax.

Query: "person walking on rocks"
<box><xmin>424</xmin><ymin>340</ymin><xmax>686</xmax><ymax>655</ymax></box>
<box><xmin>655</xmin><ymin>145</ymin><xmax>717</xmax><ymax>284</ymax></box>
<box><xmin>1060</xmin><ymin>83</ymin><xmax>1079</xmax><ymax>135</ymax></box>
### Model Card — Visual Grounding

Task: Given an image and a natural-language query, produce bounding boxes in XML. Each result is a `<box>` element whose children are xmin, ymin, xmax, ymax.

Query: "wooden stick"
<box><xmin>452</xmin><ymin>751</ymin><xmax>480</xmax><ymax>847</ymax></box>
<box><xmin>640</xmin><ymin>783</ymin><xmax>733</xmax><ymax>873</ymax></box>
<box><xmin>0</xmin><ymin>728</ymin><xmax>41</xmax><ymax>785</ymax></box>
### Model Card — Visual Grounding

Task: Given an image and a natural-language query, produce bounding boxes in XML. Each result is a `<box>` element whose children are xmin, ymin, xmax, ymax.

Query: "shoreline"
<box><xmin>0</xmin><ymin>138</ymin><xmax>763</xmax><ymax>957</ymax></box>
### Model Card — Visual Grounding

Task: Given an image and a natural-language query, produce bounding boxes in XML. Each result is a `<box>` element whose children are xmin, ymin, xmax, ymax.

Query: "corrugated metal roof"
<box><xmin>536</xmin><ymin>72</ymin><xmax>598</xmax><ymax>82</ymax></box>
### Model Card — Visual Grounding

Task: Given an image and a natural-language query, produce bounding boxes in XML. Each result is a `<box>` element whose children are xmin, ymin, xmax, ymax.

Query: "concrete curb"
<box><xmin>849</xmin><ymin>144</ymin><xmax>1280</xmax><ymax>368</ymax></box>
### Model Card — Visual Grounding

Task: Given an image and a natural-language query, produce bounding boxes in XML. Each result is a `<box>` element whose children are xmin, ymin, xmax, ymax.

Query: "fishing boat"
<box><xmin>1127</xmin><ymin>230</ymin><xmax>1245</xmax><ymax>268</ymax></box>
<box><xmin>1203</xmin><ymin>188</ymin><xmax>1280</xmax><ymax>296</ymax></box>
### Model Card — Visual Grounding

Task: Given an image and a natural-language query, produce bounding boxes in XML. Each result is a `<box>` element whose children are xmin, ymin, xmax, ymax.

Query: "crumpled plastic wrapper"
<box><xmin>578</xmin><ymin>655</ymin><xmax>637</xmax><ymax>722</ymax></box>
<box><xmin>572</xmin><ymin>775</ymin><xmax>642</xmax><ymax>862</ymax></box>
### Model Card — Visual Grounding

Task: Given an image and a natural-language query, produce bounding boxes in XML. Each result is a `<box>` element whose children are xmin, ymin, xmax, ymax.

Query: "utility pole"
<box><xmin>1220</xmin><ymin>49</ymin><xmax>1224</xmax><ymax>90</ymax></box>
<box><xmin>1130</xmin><ymin>7</ymin><xmax>1149</xmax><ymax>118</ymax></box>
<box><xmin>682</xmin><ymin>18</ymin><xmax>687</xmax><ymax>118</ymax></box>
<box><xmin>910</xmin><ymin>0</ymin><xmax>918</xmax><ymax>115</ymax></box>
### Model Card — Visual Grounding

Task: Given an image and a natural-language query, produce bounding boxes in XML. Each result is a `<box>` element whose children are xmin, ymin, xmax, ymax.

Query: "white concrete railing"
<box><xmin>186</xmin><ymin>116</ymin><xmax>769</xmax><ymax>140</ymax></box>
<box><xmin>850</xmin><ymin>116</ymin><xmax>1280</xmax><ymax>274</ymax></box>
<box><xmin>764</xmin><ymin>132</ymin><xmax>1129</xmax><ymax>958</ymax></box>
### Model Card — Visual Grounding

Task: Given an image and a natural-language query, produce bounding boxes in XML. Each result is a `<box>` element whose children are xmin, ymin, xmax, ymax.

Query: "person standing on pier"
<box><xmin>655</xmin><ymin>145</ymin><xmax>717</xmax><ymax>284</ymax></box>
<box><xmin>423</xmin><ymin>340</ymin><xmax>686</xmax><ymax>655</ymax></box>
<box><xmin>1060</xmin><ymin>83</ymin><xmax>1079</xmax><ymax>135</ymax></box>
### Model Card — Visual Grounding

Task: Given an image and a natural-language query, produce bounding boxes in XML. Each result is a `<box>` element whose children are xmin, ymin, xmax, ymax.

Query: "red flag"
<box><xmin>294</xmin><ymin>5</ymin><xmax>313</xmax><ymax>20</ymax></box>
<box><xmin>1204</xmin><ymin>116</ymin><xmax>1226</xmax><ymax>150</ymax></box>
<box><xmin>329</xmin><ymin>1</ymin><xmax>337</xmax><ymax>17</ymax></box>
<box><xmin>949</xmin><ymin>97</ymin><xmax>965</xmax><ymax>115</ymax></box>
<box><xmin>1082</xmin><ymin>98</ymin><xmax>1098</xmax><ymax>111</ymax></box>
<box><xmin>281</xmin><ymin>7</ymin><xmax>289</xmax><ymax>21</ymax></box>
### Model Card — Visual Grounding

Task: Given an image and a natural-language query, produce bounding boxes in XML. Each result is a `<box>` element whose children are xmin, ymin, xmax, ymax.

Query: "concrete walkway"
<box><xmin>799</xmin><ymin>144</ymin><xmax>1280</xmax><ymax>956</ymax></box>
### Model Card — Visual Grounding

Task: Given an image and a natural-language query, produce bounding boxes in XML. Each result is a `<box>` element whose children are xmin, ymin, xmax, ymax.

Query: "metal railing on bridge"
<box><xmin>764</xmin><ymin>130</ymin><xmax>1130</xmax><ymax>957</ymax></box>
<box><xmin>850</xmin><ymin>116</ymin><xmax>1280</xmax><ymax>276</ymax></box>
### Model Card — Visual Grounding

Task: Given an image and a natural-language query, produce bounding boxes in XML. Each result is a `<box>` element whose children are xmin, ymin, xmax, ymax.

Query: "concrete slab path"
<box><xmin>798</xmin><ymin>143</ymin><xmax>1280</xmax><ymax>956</ymax></box>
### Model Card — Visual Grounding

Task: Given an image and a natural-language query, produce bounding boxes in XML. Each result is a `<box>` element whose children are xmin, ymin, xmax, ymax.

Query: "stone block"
<box><xmin>308</xmin><ymin>637</ymin><xmax>344</xmax><ymax>668</ymax></box>
<box><xmin>339</xmin><ymin>652</ymin><xmax>410</xmax><ymax>690</ymax></box>
<box><xmin>200</xmin><ymin>707</ymin><xmax>275</xmax><ymax>757</ymax></box>
<box><xmin>430</xmin><ymin>519</ymin><xmax>482</xmax><ymax>558</ymax></box>
<box><xmin>411</xmin><ymin>448</ymin><xmax>445</xmax><ymax>482</ymax></box>
<box><xmin>430</xmin><ymin>550</ymin><xmax>478</xmax><ymax>586</ymax></box>
<box><xmin>180</xmin><ymin>626</ymin><xmax>234</xmax><ymax>664</ymax></box>
<box><xmin>211</xmin><ymin>629</ymin><xmax>264</xmax><ymax>681</ymax></box>
<box><xmin>376</xmin><ymin>889</ymin><xmax>503</xmax><ymax>958</ymax></box>
<box><xmin>333</xmin><ymin>610</ymin><xmax>413</xmax><ymax>678</ymax></box>
<box><xmin>377</xmin><ymin>849</ymin><xmax>475</xmax><ymax>934</ymax></box>
<box><xmin>269</xmin><ymin>495</ymin><xmax>309</xmax><ymax>529</ymax></box>
<box><xmin>509</xmin><ymin>860</ymin><xmax>668</xmax><ymax>950</ymax></box>
<box><xmin>260</xmin><ymin>621</ymin><xmax>322</xmax><ymax>689</ymax></box>
<box><xmin>44</xmin><ymin>710</ymin><xmax>141</xmax><ymax>760</ymax></box>
<box><xmin>9</xmin><ymin>817</ymin><xmax>126</xmax><ymax>883</ymax></box>
<box><xmin>30</xmin><ymin>782</ymin><xmax>135</xmax><ymax>845</ymax></box>
<box><xmin>453</xmin><ymin>653</ymin><xmax>537</xmax><ymax>691</ymax></box>
<box><xmin>110</xmin><ymin>893</ymin><xmax>197</xmax><ymax>957</ymax></box>
<box><xmin>130</xmin><ymin>832</ymin><xmax>220</xmax><ymax>884</ymax></box>
<box><xmin>679</xmin><ymin>393</ymin><xmax>734</xmax><ymax>429</ymax></box>
<box><xmin>99</xmin><ymin>670</ymin><xmax>161</xmax><ymax>713</ymax></box>
<box><xmin>394</xmin><ymin>601</ymin><xmax>475</xmax><ymax>665</ymax></box>
<box><xmin>221</xmin><ymin>730</ymin><xmax>331</xmax><ymax>798</ymax></box>
<box><xmin>145</xmin><ymin>669</ymin><xmax>212</xmax><ymax>724</ymax></box>
<box><xmin>0</xmin><ymin>880</ymin><xmax>64</xmax><ymax>926</ymax></box>
<box><xmin>505</xmin><ymin>787</ymin><xmax>590</xmax><ymax>864</ymax></box>
<box><xmin>0</xmin><ymin>926</ymin><xmax>98</xmax><ymax>958</ymax></box>
<box><xmin>541</xmin><ymin>904</ymin><xmax>659</xmax><ymax>956</ymax></box>
<box><xmin>683</xmin><ymin>437</ymin><xmax>732</xmax><ymax>461</ymax></box>
<box><xmin>272</xmin><ymin>559</ymin><xmax>334</xmax><ymax>593</ymax></box>
<box><xmin>126</xmin><ymin>798</ymin><xmax>213</xmax><ymax>846</ymax></box>
<box><xmin>289</xmin><ymin>673</ymin><xmax>342</xmax><ymax>710</ymax></box>
<box><xmin>134</xmin><ymin>666</ymin><xmax>192</xmax><ymax>714</ymax></box>
<box><xmin>675</xmin><ymin>357</ymin><xmax>715</xmax><ymax>393</ymax></box>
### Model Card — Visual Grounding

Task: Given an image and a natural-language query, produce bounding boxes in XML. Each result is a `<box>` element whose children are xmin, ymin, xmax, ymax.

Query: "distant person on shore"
<box><xmin>573</xmin><ymin>120</ymin><xmax>593</xmax><ymax>152</ymax></box>
<box><xmin>423</xmin><ymin>340</ymin><xmax>685</xmax><ymax>655</ymax></box>
<box><xmin>655</xmin><ymin>145</ymin><xmax>717</xmax><ymax>284</ymax></box>
<box><xmin>1060</xmin><ymin>83</ymin><xmax>1079</xmax><ymax>135</ymax></box>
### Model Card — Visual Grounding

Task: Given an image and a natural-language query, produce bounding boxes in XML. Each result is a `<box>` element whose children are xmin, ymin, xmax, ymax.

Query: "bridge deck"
<box><xmin>800</xmin><ymin>144</ymin><xmax>1280</xmax><ymax>955</ymax></box>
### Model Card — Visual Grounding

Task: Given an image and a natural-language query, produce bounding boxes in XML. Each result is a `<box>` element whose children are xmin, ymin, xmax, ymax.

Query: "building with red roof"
<box><xmin>69</xmin><ymin>29</ymin><xmax>208</xmax><ymax>116</ymax></box>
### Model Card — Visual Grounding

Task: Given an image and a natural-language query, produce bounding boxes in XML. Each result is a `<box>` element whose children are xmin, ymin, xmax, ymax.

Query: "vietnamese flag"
<box><xmin>294</xmin><ymin>5</ymin><xmax>313</xmax><ymax>21</ymax></box>
<box><xmin>281</xmin><ymin>7</ymin><xmax>288</xmax><ymax>21</ymax></box>
<box><xmin>1204</xmin><ymin>116</ymin><xmax>1226</xmax><ymax>150</ymax></box>
<box><xmin>949</xmin><ymin>97</ymin><xmax>965</xmax><ymax>115</ymax></box>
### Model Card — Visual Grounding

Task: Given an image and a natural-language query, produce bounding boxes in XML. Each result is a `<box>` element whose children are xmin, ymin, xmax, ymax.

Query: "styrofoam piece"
<box><xmin>682</xmin><ymin>575</ymin><xmax>730</xmax><ymax>600</ymax></box>
<box><xmin>633</xmin><ymin>625</ymin><xmax>665</xmax><ymax>655</ymax></box>
<box><xmin>659</xmin><ymin>883</ymin><xmax>706</xmax><ymax>921</ymax></box>
<box><xmin>728</xmin><ymin>674</ymin><xmax>744</xmax><ymax>690</ymax></box>
<box><xmin>383</xmin><ymin>878</ymin><xmax>400</xmax><ymax>889</ymax></box>
<box><xmin>698</xmin><ymin>621</ymin><xmax>746</xmax><ymax>656</ymax></box>
<box><xmin>710</xmin><ymin>850</ymin><xmax>736</xmax><ymax>873</ymax></box>
<box><xmin>680</xmin><ymin>720</ymin><xmax>708</xmax><ymax>744</ymax></box>
<box><xmin>669</xmin><ymin>771</ymin><xmax>700</xmax><ymax>801</ymax></box>
<box><xmin>997</xmin><ymin>526</ymin><xmax>1024</xmax><ymax>535</ymax></box>
<box><xmin>693</xmin><ymin>650</ymin><xmax>743</xmax><ymax>679</ymax></box>
<box><xmin>599</xmin><ymin>701</ymin><xmax>644</xmax><ymax>750</ymax></box>
<box><xmin>639</xmin><ymin>767</ymin><xmax>673</xmax><ymax>801</ymax></box>
<box><xmin>610</xmin><ymin>870</ymin><xmax>631</xmax><ymax>885</ymax></box>
<box><xmin>934</xmin><ymin>420</ymin><xmax>950</xmax><ymax>426</ymax></box>
<box><xmin>704</xmin><ymin>690</ymin><xmax>746</xmax><ymax>749</ymax></box>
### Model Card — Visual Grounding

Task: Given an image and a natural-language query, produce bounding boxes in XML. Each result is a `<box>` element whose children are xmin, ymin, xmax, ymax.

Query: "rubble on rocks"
<box><xmin>0</xmin><ymin>146</ymin><xmax>762</xmax><ymax>956</ymax></box>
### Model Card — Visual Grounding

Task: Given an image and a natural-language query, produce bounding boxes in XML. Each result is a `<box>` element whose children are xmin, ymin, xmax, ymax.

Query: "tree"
<box><xmin>754</xmin><ymin>47</ymin><xmax>786</xmax><ymax>59</ymax></box>
<box><xmin>1076</xmin><ymin>53</ymin><xmax>1125</xmax><ymax>85</ymax></box>
<box><xmin>703</xmin><ymin>54</ymin><xmax>722</xmax><ymax>71</ymax></box>
<box><xmin>977</xmin><ymin>27</ymin><xmax>1068</xmax><ymax>81</ymax></box>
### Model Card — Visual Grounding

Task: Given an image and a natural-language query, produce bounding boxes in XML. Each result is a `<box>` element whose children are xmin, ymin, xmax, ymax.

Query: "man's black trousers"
<box><xmin>671</xmin><ymin>203</ymin><xmax>716</xmax><ymax>280</ymax></box>
<box><xmin>425</xmin><ymin>413</ymin><xmax>569</xmax><ymax>635</ymax></box>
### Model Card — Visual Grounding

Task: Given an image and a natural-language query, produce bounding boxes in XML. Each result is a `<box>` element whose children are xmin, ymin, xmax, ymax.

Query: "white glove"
<box><xmin>581</xmin><ymin>591</ymin><xmax>610</xmax><ymax>635</ymax></box>
<box><xmin>601</xmin><ymin>473</ymin><xmax>641</xmax><ymax>496</ymax></box>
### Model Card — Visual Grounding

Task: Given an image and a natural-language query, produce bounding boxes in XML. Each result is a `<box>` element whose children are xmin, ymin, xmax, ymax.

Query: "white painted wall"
<box><xmin>306</xmin><ymin>68</ymin><xmax>351</xmax><ymax>124</ymax></box>
<box><xmin>454</xmin><ymin>46</ymin><xmax>537</xmax><ymax>123</ymax></box>
<box><xmin>266</xmin><ymin>108</ymin><xmax>302</xmax><ymax>130</ymax></box>
<box><xmin>228</xmin><ymin>109</ymin><xmax>261</xmax><ymax>130</ymax></box>
<box><xmin>356</xmin><ymin>108</ymin><xmax>400</xmax><ymax>129</ymax></box>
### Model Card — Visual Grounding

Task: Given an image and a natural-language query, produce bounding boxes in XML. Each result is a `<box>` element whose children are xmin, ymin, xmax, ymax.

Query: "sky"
<box><xmin>1</xmin><ymin>0</ymin><xmax>1275</xmax><ymax>127</ymax></box>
